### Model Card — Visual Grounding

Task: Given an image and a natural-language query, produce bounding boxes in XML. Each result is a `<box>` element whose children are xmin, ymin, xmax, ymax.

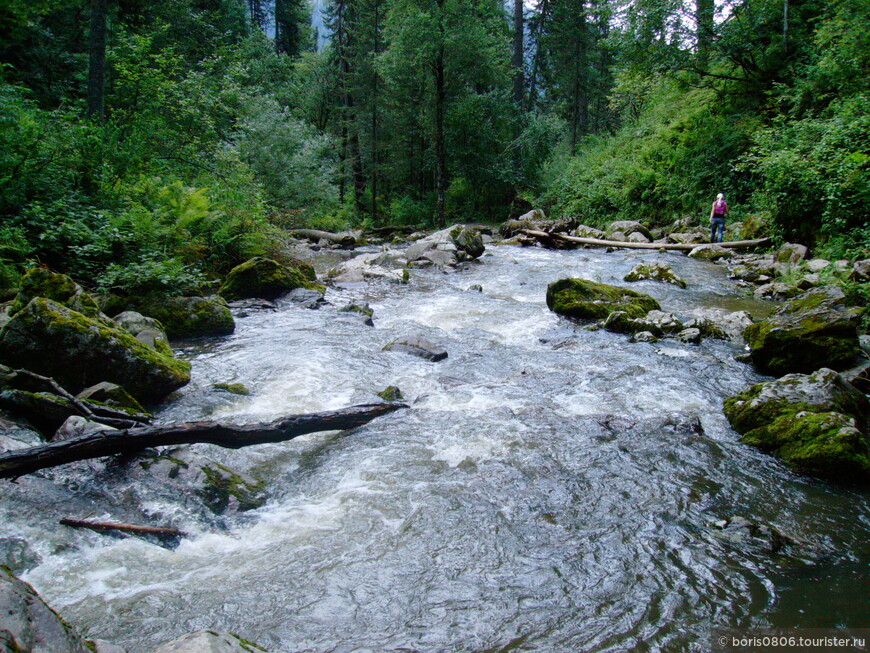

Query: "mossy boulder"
<box><xmin>197</xmin><ymin>462</ymin><xmax>265</xmax><ymax>514</ymax></box>
<box><xmin>742</xmin><ymin>411</ymin><xmax>869</xmax><ymax>481</ymax></box>
<box><xmin>546</xmin><ymin>278</ymin><xmax>661</xmax><ymax>321</ymax></box>
<box><xmin>218</xmin><ymin>257</ymin><xmax>323</xmax><ymax>301</ymax></box>
<box><xmin>607</xmin><ymin>220</ymin><xmax>652</xmax><ymax>241</ymax></box>
<box><xmin>724</xmin><ymin>368</ymin><xmax>869</xmax><ymax>481</ymax></box>
<box><xmin>131</xmin><ymin>295</ymin><xmax>235</xmax><ymax>339</ymax></box>
<box><xmin>212</xmin><ymin>382</ymin><xmax>250</xmax><ymax>395</ymax></box>
<box><xmin>624</xmin><ymin>262</ymin><xmax>687</xmax><ymax>288</ymax></box>
<box><xmin>450</xmin><ymin>226</ymin><xmax>485</xmax><ymax>260</ymax></box>
<box><xmin>743</xmin><ymin>286</ymin><xmax>860</xmax><ymax>375</ymax></box>
<box><xmin>688</xmin><ymin>244</ymin><xmax>733</xmax><ymax>260</ymax></box>
<box><xmin>0</xmin><ymin>298</ymin><xmax>190</xmax><ymax>402</ymax></box>
<box><xmin>77</xmin><ymin>381</ymin><xmax>148</xmax><ymax>414</ymax></box>
<box><xmin>10</xmin><ymin>267</ymin><xmax>100</xmax><ymax>318</ymax></box>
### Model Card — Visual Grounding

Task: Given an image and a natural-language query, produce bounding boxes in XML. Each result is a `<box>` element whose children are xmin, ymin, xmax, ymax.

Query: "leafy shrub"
<box><xmin>96</xmin><ymin>254</ymin><xmax>206</xmax><ymax>296</ymax></box>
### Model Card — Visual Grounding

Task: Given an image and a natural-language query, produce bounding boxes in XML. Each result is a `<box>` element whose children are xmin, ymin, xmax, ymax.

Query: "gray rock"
<box><xmin>0</xmin><ymin>537</ymin><xmax>41</xmax><ymax>574</ymax></box>
<box><xmin>630</xmin><ymin>331</ymin><xmax>657</xmax><ymax>343</ymax></box>
<box><xmin>114</xmin><ymin>312</ymin><xmax>171</xmax><ymax>352</ymax></box>
<box><xmin>607</xmin><ymin>220</ymin><xmax>652</xmax><ymax>240</ymax></box>
<box><xmin>668</xmin><ymin>231</ymin><xmax>707</xmax><ymax>245</ymax></box>
<box><xmin>753</xmin><ymin>282</ymin><xmax>801</xmax><ymax>301</ymax></box>
<box><xmin>282</xmin><ymin>288</ymin><xmax>326</xmax><ymax>309</ymax></box>
<box><xmin>627</xmin><ymin>231</ymin><xmax>651</xmax><ymax>244</ymax></box>
<box><xmin>149</xmin><ymin>630</ymin><xmax>266</xmax><ymax>653</ymax></box>
<box><xmin>383</xmin><ymin>337</ymin><xmax>448</xmax><ymax>362</ymax></box>
<box><xmin>623</xmin><ymin>261</ymin><xmax>686</xmax><ymax>288</ymax></box>
<box><xmin>806</xmin><ymin>258</ymin><xmax>831</xmax><ymax>273</ymax></box>
<box><xmin>717</xmin><ymin>311</ymin><xmax>754</xmax><ymax>340</ymax></box>
<box><xmin>0</xmin><ymin>566</ymin><xmax>92</xmax><ymax>653</ymax></box>
<box><xmin>775</xmin><ymin>242</ymin><xmax>808</xmax><ymax>266</ymax></box>
<box><xmin>92</xmin><ymin>640</ymin><xmax>128</xmax><ymax>653</ymax></box>
<box><xmin>55</xmin><ymin>415</ymin><xmax>117</xmax><ymax>442</ymax></box>
<box><xmin>688</xmin><ymin>244</ymin><xmax>733</xmax><ymax>260</ymax></box>
<box><xmin>677</xmin><ymin>328</ymin><xmax>702</xmax><ymax>344</ymax></box>
<box><xmin>574</xmin><ymin>224</ymin><xmax>606</xmax><ymax>239</ymax></box>
<box><xmin>848</xmin><ymin>259</ymin><xmax>870</xmax><ymax>282</ymax></box>
<box><xmin>405</xmin><ymin>225</ymin><xmax>485</xmax><ymax>267</ymax></box>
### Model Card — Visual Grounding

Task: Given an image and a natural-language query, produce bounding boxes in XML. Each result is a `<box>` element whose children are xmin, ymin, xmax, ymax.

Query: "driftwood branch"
<box><xmin>60</xmin><ymin>518</ymin><xmax>188</xmax><ymax>539</ymax></box>
<box><xmin>0</xmin><ymin>402</ymin><xmax>407</xmax><ymax>480</ymax></box>
<box><xmin>13</xmin><ymin>369</ymin><xmax>96</xmax><ymax>418</ymax></box>
<box><xmin>288</xmin><ymin>229</ymin><xmax>357</xmax><ymax>248</ymax></box>
<box><xmin>520</xmin><ymin>229</ymin><xmax>771</xmax><ymax>251</ymax></box>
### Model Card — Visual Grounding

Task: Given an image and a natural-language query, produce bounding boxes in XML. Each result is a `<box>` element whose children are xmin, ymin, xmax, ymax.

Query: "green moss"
<box><xmin>623</xmin><ymin>263</ymin><xmax>687</xmax><ymax>288</ymax></box>
<box><xmin>218</xmin><ymin>257</ymin><xmax>322</xmax><ymax>301</ymax></box>
<box><xmin>10</xmin><ymin>267</ymin><xmax>100</xmax><ymax>318</ymax></box>
<box><xmin>377</xmin><ymin>386</ymin><xmax>403</xmax><ymax>401</ymax></box>
<box><xmin>213</xmin><ymin>382</ymin><xmax>250</xmax><ymax>395</ymax></box>
<box><xmin>198</xmin><ymin>463</ymin><xmax>265</xmax><ymax>514</ymax></box>
<box><xmin>0</xmin><ymin>298</ymin><xmax>190</xmax><ymax>401</ymax></box>
<box><xmin>741</xmin><ymin>412</ymin><xmax>869</xmax><ymax>481</ymax></box>
<box><xmin>133</xmin><ymin>295</ymin><xmax>235</xmax><ymax>339</ymax></box>
<box><xmin>546</xmin><ymin>278</ymin><xmax>661</xmax><ymax>321</ymax></box>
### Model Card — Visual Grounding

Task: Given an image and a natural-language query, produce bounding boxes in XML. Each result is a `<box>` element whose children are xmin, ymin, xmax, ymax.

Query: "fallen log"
<box><xmin>520</xmin><ymin>229</ymin><xmax>770</xmax><ymax>251</ymax></box>
<box><xmin>288</xmin><ymin>229</ymin><xmax>357</xmax><ymax>248</ymax></box>
<box><xmin>0</xmin><ymin>402</ymin><xmax>407</xmax><ymax>480</ymax></box>
<box><xmin>60</xmin><ymin>518</ymin><xmax>188</xmax><ymax>539</ymax></box>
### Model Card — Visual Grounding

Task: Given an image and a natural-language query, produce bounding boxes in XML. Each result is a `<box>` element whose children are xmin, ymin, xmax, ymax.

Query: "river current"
<box><xmin>19</xmin><ymin>243</ymin><xmax>870</xmax><ymax>651</ymax></box>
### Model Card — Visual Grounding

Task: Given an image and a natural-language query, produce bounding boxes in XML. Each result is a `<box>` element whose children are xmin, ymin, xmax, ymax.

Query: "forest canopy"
<box><xmin>0</xmin><ymin>0</ymin><xmax>867</xmax><ymax>296</ymax></box>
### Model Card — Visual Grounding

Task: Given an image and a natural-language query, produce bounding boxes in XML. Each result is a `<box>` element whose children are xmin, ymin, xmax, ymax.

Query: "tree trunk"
<box><xmin>60</xmin><ymin>518</ymin><xmax>188</xmax><ymax>539</ymax></box>
<box><xmin>86</xmin><ymin>0</ymin><xmax>108</xmax><ymax>119</ymax></box>
<box><xmin>512</xmin><ymin>0</ymin><xmax>525</xmax><ymax>108</ymax></box>
<box><xmin>288</xmin><ymin>228</ymin><xmax>357</xmax><ymax>247</ymax></box>
<box><xmin>0</xmin><ymin>403</ymin><xmax>407</xmax><ymax>480</ymax></box>
<box><xmin>696</xmin><ymin>0</ymin><xmax>715</xmax><ymax>67</ymax></box>
<box><xmin>521</xmin><ymin>229</ymin><xmax>771</xmax><ymax>251</ymax></box>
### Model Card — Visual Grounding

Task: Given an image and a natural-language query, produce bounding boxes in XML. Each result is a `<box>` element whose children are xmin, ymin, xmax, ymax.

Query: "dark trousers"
<box><xmin>711</xmin><ymin>217</ymin><xmax>725</xmax><ymax>243</ymax></box>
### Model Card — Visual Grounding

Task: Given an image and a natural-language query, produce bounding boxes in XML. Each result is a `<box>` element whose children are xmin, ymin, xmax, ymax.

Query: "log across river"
<box><xmin>6</xmin><ymin>243</ymin><xmax>868</xmax><ymax>652</ymax></box>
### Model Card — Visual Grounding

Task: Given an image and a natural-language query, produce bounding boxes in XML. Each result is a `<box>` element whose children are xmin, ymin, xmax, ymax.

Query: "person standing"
<box><xmin>709</xmin><ymin>193</ymin><xmax>729</xmax><ymax>243</ymax></box>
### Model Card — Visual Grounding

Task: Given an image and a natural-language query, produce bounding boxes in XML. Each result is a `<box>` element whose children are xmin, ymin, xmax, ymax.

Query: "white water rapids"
<box><xmin>13</xmin><ymin>244</ymin><xmax>870</xmax><ymax>652</ymax></box>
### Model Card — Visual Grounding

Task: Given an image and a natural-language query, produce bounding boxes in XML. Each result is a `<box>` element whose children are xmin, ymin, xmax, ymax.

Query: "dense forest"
<box><xmin>0</xmin><ymin>0</ymin><xmax>867</xmax><ymax>299</ymax></box>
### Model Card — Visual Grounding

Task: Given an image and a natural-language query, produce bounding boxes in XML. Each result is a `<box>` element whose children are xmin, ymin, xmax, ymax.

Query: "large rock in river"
<box><xmin>743</xmin><ymin>286</ymin><xmax>860</xmax><ymax>375</ymax></box>
<box><xmin>546</xmin><ymin>278</ymin><xmax>661</xmax><ymax>321</ymax></box>
<box><xmin>0</xmin><ymin>566</ymin><xmax>93</xmax><ymax>653</ymax></box>
<box><xmin>218</xmin><ymin>257</ymin><xmax>321</xmax><ymax>301</ymax></box>
<box><xmin>724</xmin><ymin>368</ymin><xmax>869</xmax><ymax>481</ymax></box>
<box><xmin>0</xmin><ymin>298</ymin><xmax>190</xmax><ymax>402</ymax></box>
<box><xmin>405</xmin><ymin>225</ymin><xmax>485</xmax><ymax>266</ymax></box>
<box><xmin>151</xmin><ymin>630</ymin><xmax>267</xmax><ymax>653</ymax></box>
<box><xmin>130</xmin><ymin>295</ymin><xmax>235</xmax><ymax>339</ymax></box>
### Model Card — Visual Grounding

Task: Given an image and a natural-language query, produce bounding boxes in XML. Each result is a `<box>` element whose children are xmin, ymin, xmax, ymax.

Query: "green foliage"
<box><xmin>97</xmin><ymin>255</ymin><xmax>207</xmax><ymax>296</ymax></box>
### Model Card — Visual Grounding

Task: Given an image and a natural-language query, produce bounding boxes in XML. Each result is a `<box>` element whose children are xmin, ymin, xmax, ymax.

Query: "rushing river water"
<box><xmin>17</xmin><ymin>243</ymin><xmax>870</xmax><ymax>651</ymax></box>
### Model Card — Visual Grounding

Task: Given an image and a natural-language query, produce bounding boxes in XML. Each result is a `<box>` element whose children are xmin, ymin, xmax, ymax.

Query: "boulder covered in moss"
<box><xmin>688</xmin><ymin>244</ymin><xmax>733</xmax><ymax>261</ymax></box>
<box><xmin>724</xmin><ymin>368</ymin><xmax>869</xmax><ymax>481</ymax></box>
<box><xmin>218</xmin><ymin>257</ymin><xmax>322</xmax><ymax>301</ymax></box>
<box><xmin>546</xmin><ymin>278</ymin><xmax>661</xmax><ymax>321</ymax></box>
<box><xmin>130</xmin><ymin>295</ymin><xmax>235</xmax><ymax>339</ymax></box>
<box><xmin>743</xmin><ymin>286</ymin><xmax>860</xmax><ymax>375</ymax></box>
<box><xmin>10</xmin><ymin>267</ymin><xmax>101</xmax><ymax>318</ymax></box>
<box><xmin>0</xmin><ymin>298</ymin><xmax>190</xmax><ymax>402</ymax></box>
<box><xmin>623</xmin><ymin>261</ymin><xmax>687</xmax><ymax>288</ymax></box>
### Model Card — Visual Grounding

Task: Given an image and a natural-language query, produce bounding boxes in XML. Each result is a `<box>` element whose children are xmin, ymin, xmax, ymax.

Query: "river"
<box><xmin>18</xmin><ymin>243</ymin><xmax>870</xmax><ymax>652</ymax></box>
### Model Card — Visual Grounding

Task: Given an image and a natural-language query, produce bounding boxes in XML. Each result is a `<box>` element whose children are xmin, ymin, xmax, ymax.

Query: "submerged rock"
<box><xmin>0</xmin><ymin>298</ymin><xmax>191</xmax><ymax>402</ymax></box>
<box><xmin>724</xmin><ymin>368</ymin><xmax>869</xmax><ymax>481</ymax></box>
<box><xmin>218</xmin><ymin>257</ymin><xmax>322</xmax><ymax>301</ymax></box>
<box><xmin>710</xmin><ymin>516</ymin><xmax>794</xmax><ymax>554</ymax></box>
<box><xmin>546</xmin><ymin>278</ymin><xmax>661</xmax><ymax>321</ymax></box>
<box><xmin>383</xmin><ymin>337</ymin><xmax>448</xmax><ymax>362</ymax></box>
<box><xmin>623</xmin><ymin>261</ymin><xmax>687</xmax><ymax>288</ymax></box>
<box><xmin>743</xmin><ymin>286</ymin><xmax>860</xmax><ymax>375</ymax></box>
<box><xmin>150</xmin><ymin>630</ymin><xmax>267</xmax><ymax>653</ymax></box>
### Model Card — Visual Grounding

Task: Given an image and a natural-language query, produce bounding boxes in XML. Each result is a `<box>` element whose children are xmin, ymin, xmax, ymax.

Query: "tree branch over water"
<box><xmin>0</xmin><ymin>403</ymin><xmax>408</xmax><ymax>480</ymax></box>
